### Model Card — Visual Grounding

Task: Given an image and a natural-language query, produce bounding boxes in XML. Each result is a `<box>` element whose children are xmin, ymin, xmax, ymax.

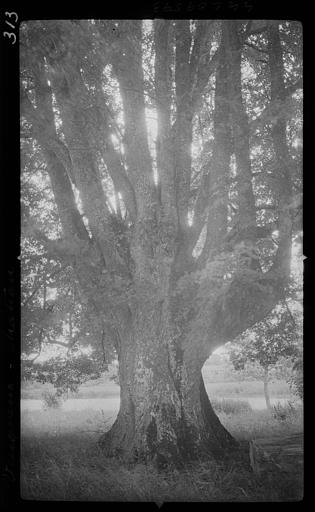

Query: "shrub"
<box><xmin>42</xmin><ymin>391</ymin><xmax>63</xmax><ymax>410</ymax></box>
<box><xmin>211</xmin><ymin>398</ymin><xmax>252</xmax><ymax>415</ymax></box>
<box><xmin>272</xmin><ymin>401</ymin><xmax>299</xmax><ymax>422</ymax></box>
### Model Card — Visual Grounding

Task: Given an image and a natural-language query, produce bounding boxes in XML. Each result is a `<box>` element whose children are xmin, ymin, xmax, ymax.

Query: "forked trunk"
<box><xmin>99</xmin><ymin>298</ymin><xmax>238</xmax><ymax>467</ymax></box>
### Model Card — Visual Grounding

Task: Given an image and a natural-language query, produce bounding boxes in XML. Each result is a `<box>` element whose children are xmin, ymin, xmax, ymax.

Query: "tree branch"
<box><xmin>189</xmin><ymin>21</ymin><xmax>215</xmax><ymax>92</ymax></box>
<box><xmin>110</xmin><ymin>21</ymin><xmax>156</xmax><ymax>221</ymax></box>
<box><xmin>249</xmin><ymin>77</ymin><xmax>303</xmax><ymax>133</ymax></box>
<box><xmin>241</xmin><ymin>20</ymin><xmax>253</xmax><ymax>42</ymax></box>
<box><xmin>22</xmin><ymin>263</ymin><xmax>70</xmax><ymax>307</ymax></box>
<box><xmin>20</xmin><ymin>89</ymin><xmax>74</xmax><ymax>181</ymax></box>
<box><xmin>154</xmin><ymin>19</ymin><xmax>176</xmax><ymax>220</ymax></box>
<box><xmin>244</xmin><ymin>41</ymin><xmax>268</xmax><ymax>54</ymax></box>
<box><xmin>102</xmin><ymin>140</ymin><xmax>137</xmax><ymax>222</ymax></box>
<box><xmin>21</xmin><ymin>84</ymin><xmax>91</xmax><ymax>245</ymax></box>
<box><xmin>190</xmin><ymin>166</ymin><xmax>210</xmax><ymax>250</ymax></box>
<box><xmin>244</xmin><ymin>24</ymin><xmax>269</xmax><ymax>39</ymax></box>
<box><xmin>191</xmin><ymin>43</ymin><xmax>222</xmax><ymax>114</ymax></box>
<box><xmin>267</xmin><ymin>22</ymin><xmax>296</xmax><ymax>284</ymax></box>
<box><xmin>174</xmin><ymin>20</ymin><xmax>194</xmax><ymax>232</ymax></box>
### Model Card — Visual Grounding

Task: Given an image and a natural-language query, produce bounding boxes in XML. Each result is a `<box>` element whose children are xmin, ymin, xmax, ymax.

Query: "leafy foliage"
<box><xmin>22</xmin><ymin>350</ymin><xmax>105</xmax><ymax>395</ymax></box>
<box><xmin>228</xmin><ymin>304</ymin><xmax>300</xmax><ymax>375</ymax></box>
<box><xmin>288</xmin><ymin>356</ymin><xmax>303</xmax><ymax>399</ymax></box>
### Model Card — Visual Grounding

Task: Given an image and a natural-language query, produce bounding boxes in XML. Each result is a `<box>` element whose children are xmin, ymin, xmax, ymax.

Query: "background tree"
<box><xmin>290</xmin><ymin>356</ymin><xmax>303</xmax><ymax>400</ymax></box>
<box><xmin>227</xmin><ymin>302</ymin><xmax>301</xmax><ymax>410</ymax></box>
<box><xmin>20</xmin><ymin>19</ymin><xmax>302</xmax><ymax>466</ymax></box>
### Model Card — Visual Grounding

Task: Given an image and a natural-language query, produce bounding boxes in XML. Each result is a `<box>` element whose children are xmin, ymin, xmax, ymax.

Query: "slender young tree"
<box><xmin>20</xmin><ymin>19</ymin><xmax>302</xmax><ymax>465</ymax></box>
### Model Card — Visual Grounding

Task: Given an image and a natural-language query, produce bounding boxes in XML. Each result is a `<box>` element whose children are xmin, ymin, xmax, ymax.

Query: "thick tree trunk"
<box><xmin>99</xmin><ymin>299</ymin><xmax>238</xmax><ymax>467</ymax></box>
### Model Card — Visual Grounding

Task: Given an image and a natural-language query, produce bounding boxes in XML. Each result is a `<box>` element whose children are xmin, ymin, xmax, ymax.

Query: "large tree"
<box><xmin>20</xmin><ymin>19</ymin><xmax>302</xmax><ymax>466</ymax></box>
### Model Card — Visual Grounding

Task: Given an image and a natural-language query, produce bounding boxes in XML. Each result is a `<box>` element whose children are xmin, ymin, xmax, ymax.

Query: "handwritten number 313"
<box><xmin>4</xmin><ymin>12</ymin><xmax>18</xmax><ymax>45</ymax></box>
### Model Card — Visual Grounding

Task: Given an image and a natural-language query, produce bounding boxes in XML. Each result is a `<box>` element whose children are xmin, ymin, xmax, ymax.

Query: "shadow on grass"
<box><xmin>21</xmin><ymin>429</ymin><xmax>303</xmax><ymax>502</ymax></box>
<box><xmin>20</xmin><ymin>402</ymin><xmax>303</xmax><ymax>502</ymax></box>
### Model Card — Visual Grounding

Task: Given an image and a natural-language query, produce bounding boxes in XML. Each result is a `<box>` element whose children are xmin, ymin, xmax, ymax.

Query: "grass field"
<box><xmin>21</xmin><ymin>370</ymin><xmax>292</xmax><ymax>401</ymax></box>
<box><xmin>21</xmin><ymin>397</ymin><xmax>303</xmax><ymax>502</ymax></box>
<box><xmin>20</xmin><ymin>366</ymin><xmax>303</xmax><ymax>502</ymax></box>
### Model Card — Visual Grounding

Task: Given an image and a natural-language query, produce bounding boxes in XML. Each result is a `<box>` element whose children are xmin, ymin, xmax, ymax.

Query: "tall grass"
<box><xmin>211</xmin><ymin>398</ymin><xmax>252</xmax><ymax>415</ymax></box>
<box><xmin>21</xmin><ymin>403</ymin><xmax>303</xmax><ymax>502</ymax></box>
<box><xmin>21</xmin><ymin>432</ymin><xmax>302</xmax><ymax>502</ymax></box>
<box><xmin>216</xmin><ymin>400</ymin><xmax>303</xmax><ymax>444</ymax></box>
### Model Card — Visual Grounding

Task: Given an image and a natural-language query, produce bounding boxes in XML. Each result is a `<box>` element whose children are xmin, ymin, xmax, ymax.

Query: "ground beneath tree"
<box><xmin>250</xmin><ymin>432</ymin><xmax>303</xmax><ymax>479</ymax></box>
<box><xmin>20</xmin><ymin>405</ymin><xmax>303</xmax><ymax>502</ymax></box>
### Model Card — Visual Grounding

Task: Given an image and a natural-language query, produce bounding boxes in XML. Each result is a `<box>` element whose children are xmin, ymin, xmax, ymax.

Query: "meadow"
<box><xmin>21</xmin><ymin>363</ymin><xmax>292</xmax><ymax>400</ymax></box>
<box><xmin>20</xmin><ymin>371</ymin><xmax>303</xmax><ymax>502</ymax></box>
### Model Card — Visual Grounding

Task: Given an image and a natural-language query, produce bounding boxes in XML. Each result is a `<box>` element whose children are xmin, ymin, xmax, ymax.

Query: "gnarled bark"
<box><xmin>99</xmin><ymin>297</ymin><xmax>238</xmax><ymax>466</ymax></box>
